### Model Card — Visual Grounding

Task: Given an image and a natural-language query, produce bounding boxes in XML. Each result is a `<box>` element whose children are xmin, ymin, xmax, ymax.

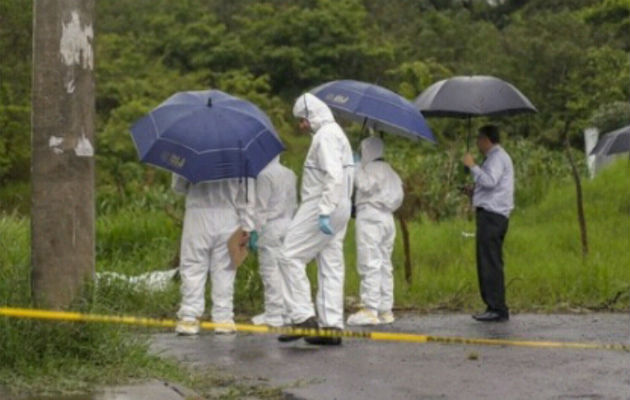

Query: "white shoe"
<box><xmin>378</xmin><ymin>311</ymin><xmax>395</xmax><ymax>325</ymax></box>
<box><xmin>251</xmin><ymin>313</ymin><xmax>267</xmax><ymax>325</ymax></box>
<box><xmin>265</xmin><ymin>317</ymin><xmax>284</xmax><ymax>327</ymax></box>
<box><xmin>346</xmin><ymin>309</ymin><xmax>380</xmax><ymax>326</ymax></box>
<box><xmin>251</xmin><ymin>313</ymin><xmax>284</xmax><ymax>327</ymax></box>
<box><xmin>175</xmin><ymin>317</ymin><xmax>200</xmax><ymax>336</ymax></box>
<box><xmin>214</xmin><ymin>320</ymin><xmax>236</xmax><ymax>334</ymax></box>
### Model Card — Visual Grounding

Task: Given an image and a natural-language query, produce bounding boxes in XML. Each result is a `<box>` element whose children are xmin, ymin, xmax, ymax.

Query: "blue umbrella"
<box><xmin>310</xmin><ymin>80</ymin><xmax>435</xmax><ymax>143</ymax></box>
<box><xmin>130</xmin><ymin>90</ymin><xmax>285</xmax><ymax>183</ymax></box>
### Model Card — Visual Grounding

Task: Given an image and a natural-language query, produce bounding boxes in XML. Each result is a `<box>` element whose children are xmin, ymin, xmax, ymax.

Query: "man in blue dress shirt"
<box><xmin>462</xmin><ymin>124</ymin><xmax>514</xmax><ymax>322</ymax></box>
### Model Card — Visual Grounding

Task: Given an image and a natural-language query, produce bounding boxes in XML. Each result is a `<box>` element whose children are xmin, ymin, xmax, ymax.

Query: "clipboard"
<box><xmin>227</xmin><ymin>227</ymin><xmax>249</xmax><ymax>268</ymax></box>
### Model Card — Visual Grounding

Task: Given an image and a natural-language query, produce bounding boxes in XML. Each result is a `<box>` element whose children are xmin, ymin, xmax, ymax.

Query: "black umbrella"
<box><xmin>414</xmin><ymin>75</ymin><xmax>537</xmax><ymax>149</ymax></box>
<box><xmin>590</xmin><ymin>124</ymin><xmax>630</xmax><ymax>157</ymax></box>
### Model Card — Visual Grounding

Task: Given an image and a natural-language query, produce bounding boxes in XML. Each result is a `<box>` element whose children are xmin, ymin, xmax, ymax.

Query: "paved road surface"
<box><xmin>151</xmin><ymin>313</ymin><xmax>630</xmax><ymax>400</ymax></box>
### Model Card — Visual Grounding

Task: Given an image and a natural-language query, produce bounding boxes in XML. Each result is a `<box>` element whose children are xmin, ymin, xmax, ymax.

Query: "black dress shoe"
<box><xmin>472</xmin><ymin>311</ymin><xmax>509</xmax><ymax>322</ymax></box>
<box><xmin>277</xmin><ymin>316</ymin><xmax>319</xmax><ymax>342</ymax></box>
<box><xmin>304</xmin><ymin>327</ymin><xmax>342</xmax><ymax>346</ymax></box>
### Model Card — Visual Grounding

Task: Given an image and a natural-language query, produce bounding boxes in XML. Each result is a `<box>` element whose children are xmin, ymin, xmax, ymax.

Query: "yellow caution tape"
<box><xmin>1</xmin><ymin>306</ymin><xmax>627</xmax><ymax>352</ymax></box>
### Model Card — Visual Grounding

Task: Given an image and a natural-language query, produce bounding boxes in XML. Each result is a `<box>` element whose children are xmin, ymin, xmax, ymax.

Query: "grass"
<box><xmin>0</xmin><ymin>160</ymin><xmax>628</xmax><ymax>396</ymax></box>
<box><xmin>0</xmin><ymin>213</ymin><xmax>281</xmax><ymax>398</ymax></box>
<box><xmin>377</xmin><ymin>158</ymin><xmax>630</xmax><ymax>313</ymax></box>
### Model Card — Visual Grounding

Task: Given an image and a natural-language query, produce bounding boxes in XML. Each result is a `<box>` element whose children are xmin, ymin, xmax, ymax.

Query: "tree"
<box><xmin>233</xmin><ymin>0</ymin><xmax>394</xmax><ymax>95</ymax></box>
<box><xmin>0</xmin><ymin>0</ymin><xmax>32</xmax><ymax>183</ymax></box>
<box><xmin>499</xmin><ymin>11</ymin><xmax>629</xmax><ymax>147</ymax></box>
<box><xmin>589</xmin><ymin>102</ymin><xmax>630</xmax><ymax>134</ymax></box>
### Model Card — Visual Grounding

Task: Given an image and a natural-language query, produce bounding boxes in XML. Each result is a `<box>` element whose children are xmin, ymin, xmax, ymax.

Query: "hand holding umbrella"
<box><xmin>462</xmin><ymin>152</ymin><xmax>476</xmax><ymax>168</ymax></box>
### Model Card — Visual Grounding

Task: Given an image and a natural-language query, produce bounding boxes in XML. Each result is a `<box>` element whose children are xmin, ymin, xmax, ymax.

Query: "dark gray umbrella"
<box><xmin>590</xmin><ymin>124</ymin><xmax>630</xmax><ymax>156</ymax></box>
<box><xmin>414</xmin><ymin>75</ymin><xmax>537</xmax><ymax>148</ymax></box>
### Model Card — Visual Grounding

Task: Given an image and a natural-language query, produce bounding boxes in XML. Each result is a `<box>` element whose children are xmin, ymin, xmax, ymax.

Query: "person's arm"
<box><xmin>470</xmin><ymin>153</ymin><xmax>504</xmax><ymax>189</ymax></box>
<box><xmin>390</xmin><ymin>167</ymin><xmax>405</xmax><ymax>211</ymax></box>
<box><xmin>171</xmin><ymin>173</ymin><xmax>190</xmax><ymax>195</ymax></box>
<box><xmin>317</xmin><ymin>132</ymin><xmax>344</xmax><ymax>216</ymax></box>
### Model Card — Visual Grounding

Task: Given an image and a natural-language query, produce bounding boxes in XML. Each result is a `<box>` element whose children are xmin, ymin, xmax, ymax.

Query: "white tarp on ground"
<box><xmin>96</xmin><ymin>269</ymin><xmax>178</xmax><ymax>291</ymax></box>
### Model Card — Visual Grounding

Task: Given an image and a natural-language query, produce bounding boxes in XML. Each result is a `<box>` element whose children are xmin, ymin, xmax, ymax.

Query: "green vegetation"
<box><xmin>386</xmin><ymin>160</ymin><xmax>630</xmax><ymax>312</ymax></box>
<box><xmin>1</xmin><ymin>0</ymin><xmax>629</xmax><ymax>397</ymax></box>
<box><xmin>1</xmin><ymin>160</ymin><xmax>627</xmax><ymax>395</ymax></box>
<box><xmin>2</xmin><ymin>0</ymin><xmax>629</xmax><ymax>201</ymax></box>
<box><xmin>0</xmin><ymin>215</ymin><xmax>284</xmax><ymax>399</ymax></box>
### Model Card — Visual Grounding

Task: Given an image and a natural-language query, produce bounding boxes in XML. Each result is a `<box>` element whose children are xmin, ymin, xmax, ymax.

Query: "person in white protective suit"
<box><xmin>172</xmin><ymin>174</ymin><xmax>255</xmax><ymax>335</ymax></box>
<box><xmin>249</xmin><ymin>156</ymin><xmax>298</xmax><ymax>327</ymax></box>
<box><xmin>347</xmin><ymin>136</ymin><xmax>404</xmax><ymax>326</ymax></box>
<box><xmin>277</xmin><ymin>93</ymin><xmax>354</xmax><ymax>346</ymax></box>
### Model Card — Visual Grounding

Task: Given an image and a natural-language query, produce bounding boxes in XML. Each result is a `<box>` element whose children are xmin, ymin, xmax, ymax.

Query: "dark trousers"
<box><xmin>475</xmin><ymin>208</ymin><xmax>509</xmax><ymax>316</ymax></box>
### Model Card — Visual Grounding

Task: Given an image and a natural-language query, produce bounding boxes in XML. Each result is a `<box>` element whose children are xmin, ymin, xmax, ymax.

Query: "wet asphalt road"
<box><xmin>150</xmin><ymin>313</ymin><xmax>630</xmax><ymax>400</ymax></box>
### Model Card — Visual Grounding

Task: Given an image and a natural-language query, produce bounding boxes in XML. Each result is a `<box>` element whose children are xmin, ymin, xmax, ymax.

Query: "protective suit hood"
<box><xmin>293</xmin><ymin>93</ymin><xmax>336</xmax><ymax>132</ymax></box>
<box><xmin>360</xmin><ymin>137</ymin><xmax>384</xmax><ymax>166</ymax></box>
<box><xmin>268</xmin><ymin>155</ymin><xmax>280</xmax><ymax>167</ymax></box>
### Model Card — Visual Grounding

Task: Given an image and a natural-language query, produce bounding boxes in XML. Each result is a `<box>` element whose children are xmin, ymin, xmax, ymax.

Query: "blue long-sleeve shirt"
<box><xmin>470</xmin><ymin>145</ymin><xmax>514</xmax><ymax>218</ymax></box>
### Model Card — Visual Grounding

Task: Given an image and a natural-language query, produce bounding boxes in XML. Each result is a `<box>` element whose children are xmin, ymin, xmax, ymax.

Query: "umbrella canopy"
<box><xmin>414</xmin><ymin>75</ymin><xmax>537</xmax><ymax>117</ymax></box>
<box><xmin>590</xmin><ymin>124</ymin><xmax>630</xmax><ymax>157</ymax></box>
<box><xmin>130</xmin><ymin>90</ymin><xmax>285</xmax><ymax>183</ymax></box>
<box><xmin>310</xmin><ymin>79</ymin><xmax>435</xmax><ymax>143</ymax></box>
<box><xmin>414</xmin><ymin>75</ymin><xmax>537</xmax><ymax>149</ymax></box>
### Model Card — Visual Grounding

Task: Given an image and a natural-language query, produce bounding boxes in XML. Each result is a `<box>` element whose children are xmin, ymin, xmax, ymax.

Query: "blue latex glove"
<box><xmin>353</xmin><ymin>152</ymin><xmax>361</xmax><ymax>163</ymax></box>
<box><xmin>318</xmin><ymin>215</ymin><xmax>333</xmax><ymax>235</ymax></box>
<box><xmin>248</xmin><ymin>230</ymin><xmax>259</xmax><ymax>251</ymax></box>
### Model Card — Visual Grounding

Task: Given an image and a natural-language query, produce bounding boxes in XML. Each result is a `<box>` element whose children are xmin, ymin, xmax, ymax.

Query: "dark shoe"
<box><xmin>304</xmin><ymin>327</ymin><xmax>342</xmax><ymax>346</ymax></box>
<box><xmin>277</xmin><ymin>316</ymin><xmax>318</xmax><ymax>342</ymax></box>
<box><xmin>472</xmin><ymin>311</ymin><xmax>509</xmax><ymax>322</ymax></box>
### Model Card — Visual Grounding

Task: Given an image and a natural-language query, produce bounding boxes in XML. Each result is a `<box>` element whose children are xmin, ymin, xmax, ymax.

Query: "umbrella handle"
<box><xmin>245</xmin><ymin>159</ymin><xmax>249</xmax><ymax>203</ymax></box>
<box><xmin>351</xmin><ymin>117</ymin><xmax>369</xmax><ymax>150</ymax></box>
<box><xmin>466</xmin><ymin>116</ymin><xmax>471</xmax><ymax>152</ymax></box>
<box><xmin>360</xmin><ymin>117</ymin><xmax>368</xmax><ymax>134</ymax></box>
<box><xmin>238</xmin><ymin>140</ymin><xmax>249</xmax><ymax>209</ymax></box>
<box><xmin>238</xmin><ymin>140</ymin><xmax>243</xmax><ymax>184</ymax></box>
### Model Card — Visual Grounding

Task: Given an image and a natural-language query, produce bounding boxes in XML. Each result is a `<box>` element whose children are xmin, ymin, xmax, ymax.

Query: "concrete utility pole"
<box><xmin>31</xmin><ymin>0</ymin><xmax>95</xmax><ymax>307</ymax></box>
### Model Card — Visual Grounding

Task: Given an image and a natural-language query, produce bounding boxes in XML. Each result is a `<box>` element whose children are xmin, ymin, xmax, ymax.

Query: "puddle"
<box><xmin>16</xmin><ymin>381</ymin><xmax>188</xmax><ymax>400</ymax></box>
<box><xmin>19</xmin><ymin>396</ymin><xmax>92</xmax><ymax>400</ymax></box>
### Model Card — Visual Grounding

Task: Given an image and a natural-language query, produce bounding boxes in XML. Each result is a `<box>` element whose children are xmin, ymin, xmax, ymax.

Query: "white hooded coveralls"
<box><xmin>355</xmin><ymin>137</ymin><xmax>404</xmax><ymax>314</ymax></box>
<box><xmin>255</xmin><ymin>156</ymin><xmax>298</xmax><ymax>326</ymax></box>
<box><xmin>173</xmin><ymin>174</ymin><xmax>255</xmax><ymax>323</ymax></box>
<box><xmin>280</xmin><ymin>93</ymin><xmax>354</xmax><ymax>329</ymax></box>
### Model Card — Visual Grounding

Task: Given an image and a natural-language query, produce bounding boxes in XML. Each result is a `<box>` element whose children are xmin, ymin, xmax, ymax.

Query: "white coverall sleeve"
<box><xmin>317</xmin><ymin>133</ymin><xmax>344</xmax><ymax>216</ymax></box>
<box><xmin>234</xmin><ymin>178</ymin><xmax>256</xmax><ymax>232</ymax></box>
<box><xmin>171</xmin><ymin>173</ymin><xmax>190</xmax><ymax>195</ymax></box>
<box><xmin>389</xmin><ymin>169</ymin><xmax>404</xmax><ymax>211</ymax></box>
<box><xmin>255</xmin><ymin>174</ymin><xmax>273</xmax><ymax>231</ymax></box>
<box><xmin>470</xmin><ymin>154</ymin><xmax>504</xmax><ymax>189</ymax></box>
